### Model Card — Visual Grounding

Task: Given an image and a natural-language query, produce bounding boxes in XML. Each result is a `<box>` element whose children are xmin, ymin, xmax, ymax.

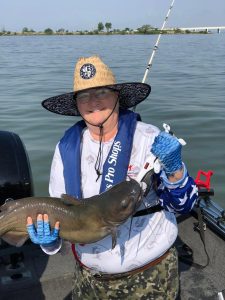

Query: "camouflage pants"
<box><xmin>71</xmin><ymin>247</ymin><xmax>179</xmax><ymax>300</ymax></box>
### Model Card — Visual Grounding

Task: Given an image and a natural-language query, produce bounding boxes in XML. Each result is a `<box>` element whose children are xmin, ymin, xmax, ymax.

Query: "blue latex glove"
<box><xmin>27</xmin><ymin>214</ymin><xmax>60</xmax><ymax>246</ymax></box>
<box><xmin>151</xmin><ymin>131</ymin><xmax>182</xmax><ymax>175</ymax></box>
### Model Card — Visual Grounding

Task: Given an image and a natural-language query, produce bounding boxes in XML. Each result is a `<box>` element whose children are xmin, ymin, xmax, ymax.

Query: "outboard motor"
<box><xmin>0</xmin><ymin>130</ymin><xmax>34</xmax><ymax>205</ymax></box>
<box><xmin>0</xmin><ymin>132</ymin><xmax>39</xmax><ymax>290</ymax></box>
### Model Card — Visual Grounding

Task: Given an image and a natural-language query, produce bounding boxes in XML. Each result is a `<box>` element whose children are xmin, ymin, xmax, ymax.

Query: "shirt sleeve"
<box><xmin>156</xmin><ymin>167</ymin><xmax>198</xmax><ymax>214</ymax></box>
<box><xmin>40</xmin><ymin>238</ymin><xmax>62</xmax><ymax>255</ymax></box>
<box><xmin>49</xmin><ymin>143</ymin><xmax>66</xmax><ymax>198</ymax></box>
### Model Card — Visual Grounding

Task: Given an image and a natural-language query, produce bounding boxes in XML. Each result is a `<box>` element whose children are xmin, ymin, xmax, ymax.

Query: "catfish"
<box><xmin>0</xmin><ymin>178</ymin><xmax>142</xmax><ymax>249</ymax></box>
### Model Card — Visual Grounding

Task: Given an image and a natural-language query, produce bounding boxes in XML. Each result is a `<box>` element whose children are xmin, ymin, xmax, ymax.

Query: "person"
<box><xmin>26</xmin><ymin>55</ymin><xmax>198</xmax><ymax>299</ymax></box>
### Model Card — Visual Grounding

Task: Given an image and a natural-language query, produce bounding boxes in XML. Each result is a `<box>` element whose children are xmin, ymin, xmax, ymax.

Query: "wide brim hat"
<box><xmin>42</xmin><ymin>56</ymin><xmax>151</xmax><ymax>116</ymax></box>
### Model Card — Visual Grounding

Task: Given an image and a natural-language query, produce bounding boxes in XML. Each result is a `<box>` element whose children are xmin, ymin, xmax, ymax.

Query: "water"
<box><xmin>0</xmin><ymin>34</ymin><xmax>224</xmax><ymax>207</ymax></box>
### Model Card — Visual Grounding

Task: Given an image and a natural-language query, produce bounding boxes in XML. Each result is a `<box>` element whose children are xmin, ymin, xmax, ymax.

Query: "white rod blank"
<box><xmin>142</xmin><ymin>0</ymin><xmax>175</xmax><ymax>83</ymax></box>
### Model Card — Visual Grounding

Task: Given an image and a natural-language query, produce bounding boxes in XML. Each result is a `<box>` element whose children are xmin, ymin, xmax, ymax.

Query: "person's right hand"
<box><xmin>26</xmin><ymin>214</ymin><xmax>60</xmax><ymax>246</ymax></box>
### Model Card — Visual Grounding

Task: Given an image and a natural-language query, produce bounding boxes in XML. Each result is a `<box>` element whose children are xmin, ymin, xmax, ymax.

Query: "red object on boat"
<box><xmin>195</xmin><ymin>170</ymin><xmax>214</xmax><ymax>190</ymax></box>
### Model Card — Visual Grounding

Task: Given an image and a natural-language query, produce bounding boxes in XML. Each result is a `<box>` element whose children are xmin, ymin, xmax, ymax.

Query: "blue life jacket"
<box><xmin>59</xmin><ymin>109</ymin><xmax>140</xmax><ymax>198</ymax></box>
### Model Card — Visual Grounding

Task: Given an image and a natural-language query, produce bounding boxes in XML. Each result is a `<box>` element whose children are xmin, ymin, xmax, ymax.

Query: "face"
<box><xmin>76</xmin><ymin>87</ymin><xmax>119</xmax><ymax>127</ymax></box>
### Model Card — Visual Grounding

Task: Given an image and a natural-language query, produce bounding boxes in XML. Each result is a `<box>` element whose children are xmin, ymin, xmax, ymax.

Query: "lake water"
<box><xmin>0</xmin><ymin>34</ymin><xmax>224</xmax><ymax>207</ymax></box>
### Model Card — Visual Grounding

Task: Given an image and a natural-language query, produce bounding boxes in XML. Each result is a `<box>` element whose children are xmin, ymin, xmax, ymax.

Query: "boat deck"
<box><xmin>177</xmin><ymin>214</ymin><xmax>225</xmax><ymax>299</ymax></box>
<box><xmin>0</xmin><ymin>243</ymin><xmax>74</xmax><ymax>300</ymax></box>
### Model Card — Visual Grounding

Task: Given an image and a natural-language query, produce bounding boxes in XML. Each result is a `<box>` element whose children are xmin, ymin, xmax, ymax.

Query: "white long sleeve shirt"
<box><xmin>48</xmin><ymin>121</ymin><xmax>178</xmax><ymax>273</ymax></box>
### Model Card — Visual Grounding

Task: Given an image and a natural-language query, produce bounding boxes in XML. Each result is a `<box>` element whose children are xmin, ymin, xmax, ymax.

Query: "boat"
<box><xmin>0</xmin><ymin>130</ymin><xmax>225</xmax><ymax>300</ymax></box>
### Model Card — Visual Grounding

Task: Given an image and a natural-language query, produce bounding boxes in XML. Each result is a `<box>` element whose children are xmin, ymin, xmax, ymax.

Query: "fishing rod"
<box><xmin>142</xmin><ymin>0</ymin><xmax>175</xmax><ymax>83</ymax></box>
<box><xmin>135</xmin><ymin>0</ymin><xmax>178</xmax><ymax>180</ymax></box>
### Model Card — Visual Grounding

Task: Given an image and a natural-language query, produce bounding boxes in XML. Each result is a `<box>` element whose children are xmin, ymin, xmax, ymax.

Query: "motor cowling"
<box><xmin>0</xmin><ymin>131</ymin><xmax>34</xmax><ymax>206</ymax></box>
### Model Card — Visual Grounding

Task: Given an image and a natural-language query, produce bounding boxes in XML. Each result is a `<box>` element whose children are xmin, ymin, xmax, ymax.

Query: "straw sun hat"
<box><xmin>42</xmin><ymin>55</ymin><xmax>151</xmax><ymax>116</ymax></box>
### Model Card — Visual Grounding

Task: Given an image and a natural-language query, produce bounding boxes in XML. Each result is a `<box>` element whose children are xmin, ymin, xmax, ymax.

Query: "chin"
<box><xmin>90</xmin><ymin>119</ymin><xmax>105</xmax><ymax>127</ymax></box>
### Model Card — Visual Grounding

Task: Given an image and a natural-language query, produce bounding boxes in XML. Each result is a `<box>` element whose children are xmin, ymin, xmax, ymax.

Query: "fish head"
<box><xmin>104</xmin><ymin>178</ymin><xmax>142</xmax><ymax>225</ymax></box>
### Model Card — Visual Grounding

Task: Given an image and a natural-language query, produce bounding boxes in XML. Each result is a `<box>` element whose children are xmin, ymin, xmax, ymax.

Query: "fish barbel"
<box><xmin>0</xmin><ymin>178</ymin><xmax>142</xmax><ymax>248</ymax></box>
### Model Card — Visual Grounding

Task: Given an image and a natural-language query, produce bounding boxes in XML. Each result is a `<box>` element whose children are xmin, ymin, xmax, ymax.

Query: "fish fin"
<box><xmin>0</xmin><ymin>199</ymin><xmax>19</xmax><ymax>212</ymax></box>
<box><xmin>61</xmin><ymin>194</ymin><xmax>81</xmax><ymax>206</ymax></box>
<box><xmin>1</xmin><ymin>231</ymin><xmax>29</xmax><ymax>247</ymax></box>
<box><xmin>111</xmin><ymin>228</ymin><xmax>117</xmax><ymax>249</ymax></box>
<box><xmin>5</xmin><ymin>197</ymin><xmax>15</xmax><ymax>203</ymax></box>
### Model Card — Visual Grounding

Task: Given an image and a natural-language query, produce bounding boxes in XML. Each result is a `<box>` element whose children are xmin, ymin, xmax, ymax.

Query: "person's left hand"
<box><xmin>151</xmin><ymin>131</ymin><xmax>183</xmax><ymax>175</ymax></box>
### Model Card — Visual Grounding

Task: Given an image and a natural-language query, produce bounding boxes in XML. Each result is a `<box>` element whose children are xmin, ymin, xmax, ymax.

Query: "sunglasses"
<box><xmin>75</xmin><ymin>88</ymin><xmax>117</xmax><ymax>104</ymax></box>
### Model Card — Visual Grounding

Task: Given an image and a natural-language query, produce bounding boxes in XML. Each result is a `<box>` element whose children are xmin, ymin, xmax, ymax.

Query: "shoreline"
<box><xmin>0</xmin><ymin>25</ymin><xmax>212</xmax><ymax>37</ymax></box>
<box><xmin>0</xmin><ymin>31</ymin><xmax>210</xmax><ymax>37</ymax></box>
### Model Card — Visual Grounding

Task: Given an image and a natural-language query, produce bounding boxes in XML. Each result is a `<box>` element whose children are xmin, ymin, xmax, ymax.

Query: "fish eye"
<box><xmin>121</xmin><ymin>198</ymin><xmax>129</xmax><ymax>208</ymax></box>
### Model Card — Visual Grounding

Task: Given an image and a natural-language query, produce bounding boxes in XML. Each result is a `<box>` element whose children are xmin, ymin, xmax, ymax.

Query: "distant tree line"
<box><xmin>0</xmin><ymin>23</ymin><xmax>209</xmax><ymax>36</ymax></box>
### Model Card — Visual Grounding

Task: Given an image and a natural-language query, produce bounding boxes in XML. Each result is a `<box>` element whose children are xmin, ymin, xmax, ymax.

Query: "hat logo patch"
<box><xmin>80</xmin><ymin>63</ymin><xmax>96</xmax><ymax>79</ymax></box>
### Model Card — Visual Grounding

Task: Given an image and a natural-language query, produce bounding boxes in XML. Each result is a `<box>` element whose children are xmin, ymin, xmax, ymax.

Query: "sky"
<box><xmin>0</xmin><ymin>0</ymin><xmax>225</xmax><ymax>32</ymax></box>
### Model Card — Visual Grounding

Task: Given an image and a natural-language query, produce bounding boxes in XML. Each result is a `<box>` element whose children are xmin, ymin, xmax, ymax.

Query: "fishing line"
<box><xmin>142</xmin><ymin>0</ymin><xmax>175</xmax><ymax>83</ymax></box>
